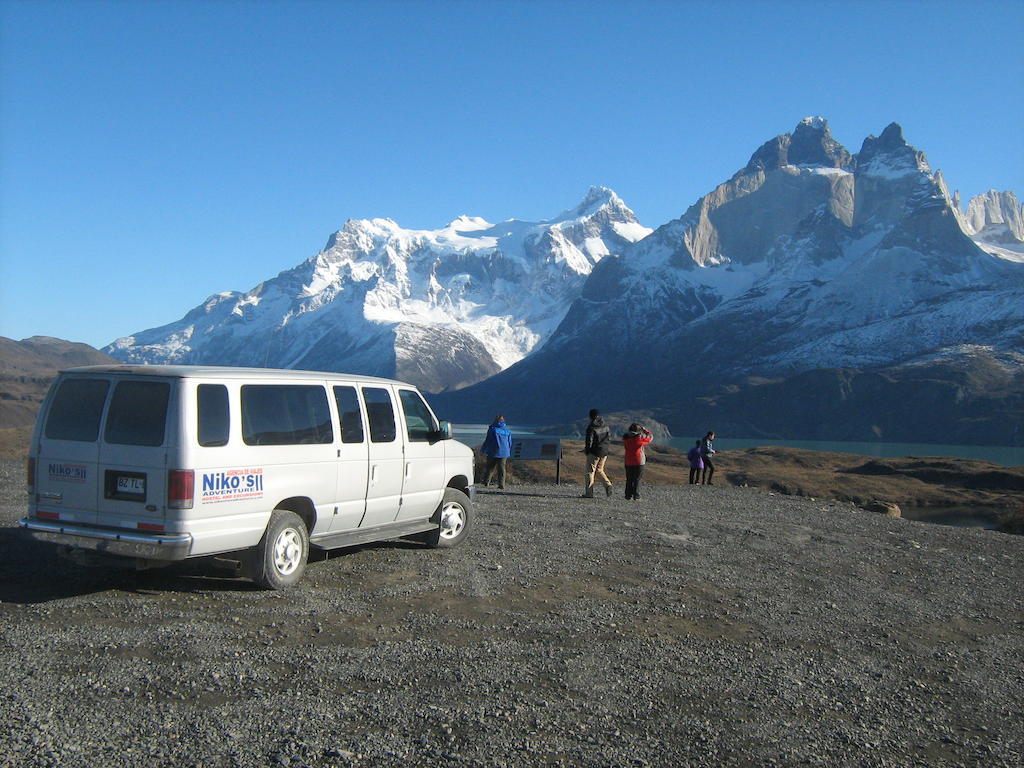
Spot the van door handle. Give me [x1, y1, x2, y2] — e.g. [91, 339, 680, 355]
[370, 465, 378, 486]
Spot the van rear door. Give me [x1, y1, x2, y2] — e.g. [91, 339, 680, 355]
[96, 377, 174, 529]
[34, 376, 110, 525]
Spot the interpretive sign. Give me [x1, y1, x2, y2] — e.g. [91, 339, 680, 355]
[510, 438, 563, 484]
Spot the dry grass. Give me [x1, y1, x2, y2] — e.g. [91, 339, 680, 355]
[480, 440, 1024, 515]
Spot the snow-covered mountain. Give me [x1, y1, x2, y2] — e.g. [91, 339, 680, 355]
[105, 187, 651, 391]
[436, 119, 1024, 444]
[105, 116, 1023, 442]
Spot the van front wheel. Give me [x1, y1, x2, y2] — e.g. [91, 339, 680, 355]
[250, 510, 309, 590]
[422, 488, 472, 548]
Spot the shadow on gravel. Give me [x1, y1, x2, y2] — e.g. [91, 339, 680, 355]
[0, 528, 432, 603]
[0, 526, 266, 603]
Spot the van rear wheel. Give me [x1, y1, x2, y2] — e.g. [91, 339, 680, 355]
[250, 510, 309, 589]
[421, 488, 472, 548]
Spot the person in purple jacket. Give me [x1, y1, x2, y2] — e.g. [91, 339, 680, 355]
[686, 440, 704, 484]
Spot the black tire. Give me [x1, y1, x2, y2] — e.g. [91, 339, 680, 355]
[249, 510, 309, 590]
[421, 488, 472, 548]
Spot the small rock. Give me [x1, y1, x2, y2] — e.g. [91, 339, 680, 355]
[861, 500, 902, 518]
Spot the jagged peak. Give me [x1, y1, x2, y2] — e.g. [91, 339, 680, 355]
[798, 116, 828, 131]
[554, 186, 634, 223]
[322, 218, 401, 250]
[964, 189, 1024, 239]
[861, 122, 908, 153]
[581, 185, 618, 205]
[742, 117, 851, 174]
[856, 122, 930, 177]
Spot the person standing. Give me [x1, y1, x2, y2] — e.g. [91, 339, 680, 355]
[581, 409, 613, 498]
[622, 423, 653, 500]
[686, 439, 704, 485]
[480, 415, 513, 489]
[700, 431, 717, 485]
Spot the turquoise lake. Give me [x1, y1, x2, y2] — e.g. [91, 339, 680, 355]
[454, 426, 1022, 467]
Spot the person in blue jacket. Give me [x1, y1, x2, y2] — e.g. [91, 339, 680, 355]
[700, 430, 717, 485]
[480, 414, 513, 489]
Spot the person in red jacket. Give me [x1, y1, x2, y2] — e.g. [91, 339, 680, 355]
[622, 423, 653, 501]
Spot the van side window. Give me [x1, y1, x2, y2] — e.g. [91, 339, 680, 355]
[333, 386, 365, 444]
[45, 378, 110, 442]
[399, 389, 436, 442]
[198, 384, 230, 447]
[361, 387, 396, 443]
[241, 385, 333, 446]
[105, 381, 171, 447]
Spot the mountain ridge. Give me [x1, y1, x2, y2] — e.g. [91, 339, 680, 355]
[100, 118, 1023, 443]
[105, 186, 651, 392]
[430, 119, 1024, 445]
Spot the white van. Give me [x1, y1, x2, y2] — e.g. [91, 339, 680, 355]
[19, 365, 475, 589]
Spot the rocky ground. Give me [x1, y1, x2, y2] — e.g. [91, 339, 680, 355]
[2, 458, 1023, 767]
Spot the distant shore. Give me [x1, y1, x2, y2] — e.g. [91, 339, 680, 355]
[479, 440, 1024, 535]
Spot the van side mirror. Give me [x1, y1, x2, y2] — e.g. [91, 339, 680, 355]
[429, 421, 453, 443]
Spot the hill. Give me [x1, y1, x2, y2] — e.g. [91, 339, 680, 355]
[0, 336, 118, 457]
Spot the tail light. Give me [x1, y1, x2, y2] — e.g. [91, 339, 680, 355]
[168, 469, 194, 510]
[27, 457, 36, 495]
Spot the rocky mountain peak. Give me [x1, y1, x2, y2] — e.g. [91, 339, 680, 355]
[560, 186, 634, 221]
[323, 218, 400, 251]
[743, 117, 852, 174]
[789, 116, 852, 168]
[964, 190, 1024, 244]
[855, 122, 930, 177]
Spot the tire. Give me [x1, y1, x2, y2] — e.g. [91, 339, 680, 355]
[249, 510, 309, 590]
[422, 488, 472, 548]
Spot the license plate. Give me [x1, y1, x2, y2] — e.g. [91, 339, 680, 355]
[117, 476, 146, 495]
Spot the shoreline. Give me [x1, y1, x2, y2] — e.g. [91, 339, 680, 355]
[478, 441, 1024, 534]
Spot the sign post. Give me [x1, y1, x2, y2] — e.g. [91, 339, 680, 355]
[509, 438, 563, 485]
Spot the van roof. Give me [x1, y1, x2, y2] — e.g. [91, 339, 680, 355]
[60, 364, 411, 387]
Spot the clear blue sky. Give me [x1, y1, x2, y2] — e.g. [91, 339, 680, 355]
[2, 0, 1022, 349]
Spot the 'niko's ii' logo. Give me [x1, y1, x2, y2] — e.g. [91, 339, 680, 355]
[200, 468, 264, 503]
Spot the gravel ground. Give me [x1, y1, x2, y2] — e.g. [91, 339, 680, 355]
[1, 458, 1022, 767]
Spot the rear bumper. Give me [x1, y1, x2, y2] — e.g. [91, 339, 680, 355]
[18, 517, 193, 561]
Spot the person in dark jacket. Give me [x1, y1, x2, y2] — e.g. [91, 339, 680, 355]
[686, 440, 704, 484]
[622, 423, 653, 500]
[581, 408, 613, 498]
[700, 431, 716, 485]
[480, 415, 513, 489]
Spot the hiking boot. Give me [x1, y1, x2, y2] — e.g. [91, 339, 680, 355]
[605, 485, 613, 497]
